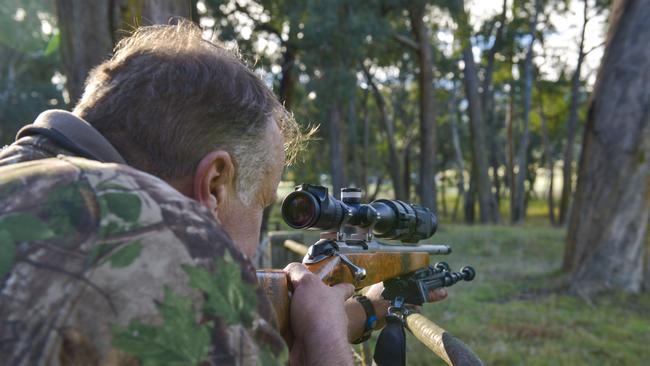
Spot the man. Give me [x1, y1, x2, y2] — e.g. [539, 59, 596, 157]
[0, 21, 445, 365]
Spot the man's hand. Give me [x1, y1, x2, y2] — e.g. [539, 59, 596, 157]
[284, 263, 355, 366]
[345, 283, 448, 342]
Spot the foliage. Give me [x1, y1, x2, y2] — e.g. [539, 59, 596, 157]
[112, 287, 213, 366]
[0, 0, 64, 145]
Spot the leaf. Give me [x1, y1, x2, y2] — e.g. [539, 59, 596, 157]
[44, 33, 59, 56]
[183, 254, 258, 326]
[0, 230, 15, 278]
[105, 240, 143, 268]
[0, 214, 55, 242]
[112, 288, 212, 366]
[101, 192, 142, 223]
[259, 344, 288, 366]
[86, 243, 113, 265]
[45, 184, 91, 240]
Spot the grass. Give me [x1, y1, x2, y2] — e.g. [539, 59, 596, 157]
[268, 195, 650, 365]
[399, 224, 650, 365]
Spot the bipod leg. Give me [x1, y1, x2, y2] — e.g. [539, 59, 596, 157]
[404, 312, 483, 366]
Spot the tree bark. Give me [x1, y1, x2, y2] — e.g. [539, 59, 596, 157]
[56, 0, 190, 104]
[364, 67, 407, 200]
[462, 46, 497, 223]
[482, 0, 507, 214]
[538, 94, 556, 225]
[506, 81, 517, 223]
[513, 0, 540, 224]
[455, 0, 498, 223]
[450, 84, 466, 222]
[563, 0, 650, 294]
[361, 89, 370, 197]
[559, 0, 589, 225]
[409, 3, 438, 212]
[347, 94, 361, 188]
[56, 1, 114, 105]
[328, 101, 346, 196]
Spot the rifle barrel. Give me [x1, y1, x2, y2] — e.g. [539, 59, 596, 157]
[341, 243, 452, 255]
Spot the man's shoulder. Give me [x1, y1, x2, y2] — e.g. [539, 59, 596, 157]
[0, 154, 232, 258]
[0, 156, 287, 365]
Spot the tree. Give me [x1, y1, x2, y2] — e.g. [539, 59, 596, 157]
[513, 0, 541, 223]
[452, 0, 499, 224]
[563, 0, 650, 294]
[56, 0, 192, 104]
[558, 0, 590, 224]
[0, 0, 63, 144]
[408, 1, 438, 212]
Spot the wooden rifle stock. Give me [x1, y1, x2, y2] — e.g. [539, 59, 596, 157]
[256, 250, 430, 341]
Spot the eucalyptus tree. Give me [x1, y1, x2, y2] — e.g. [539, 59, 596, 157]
[563, 0, 650, 294]
[450, 0, 500, 224]
[56, 0, 193, 104]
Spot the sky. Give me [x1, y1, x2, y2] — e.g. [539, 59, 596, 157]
[466, 0, 607, 87]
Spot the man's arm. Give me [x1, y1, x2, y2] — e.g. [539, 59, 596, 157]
[345, 283, 449, 342]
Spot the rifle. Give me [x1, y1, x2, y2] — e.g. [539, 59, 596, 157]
[257, 184, 482, 365]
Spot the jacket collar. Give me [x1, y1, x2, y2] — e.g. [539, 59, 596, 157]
[16, 109, 127, 165]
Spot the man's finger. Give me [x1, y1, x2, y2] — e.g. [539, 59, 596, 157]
[331, 283, 355, 300]
[283, 262, 318, 288]
[427, 288, 448, 302]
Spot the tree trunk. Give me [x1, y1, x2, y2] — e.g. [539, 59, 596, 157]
[328, 101, 346, 196]
[462, 46, 497, 223]
[464, 165, 477, 224]
[56, 0, 190, 104]
[538, 96, 556, 225]
[482, 0, 507, 215]
[364, 67, 406, 200]
[348, 94, 361, 188]
[456, 0, 498, 223]
[409, 3, 438, 212]
[559, 0, 589, 225]
[450, 84, 466, 222]
[56, 0, 114, 105]
[361, 89, 370, 197]
[278, 45, 297, 111]
[506, 81, 517, 223]
[563, 0, 650, 294]
[513, 0, 540, 224]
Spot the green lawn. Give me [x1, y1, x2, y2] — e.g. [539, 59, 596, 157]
[399, 224, 650, 365]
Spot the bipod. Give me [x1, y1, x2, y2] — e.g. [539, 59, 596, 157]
[373, 296, 484, 366]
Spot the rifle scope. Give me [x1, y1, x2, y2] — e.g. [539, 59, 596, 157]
[281, 184, 437, 243]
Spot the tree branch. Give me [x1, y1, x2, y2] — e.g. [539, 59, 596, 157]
[393, 33, 420, 51]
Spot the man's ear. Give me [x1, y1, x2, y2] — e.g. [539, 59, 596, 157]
[193, 150, 235, 213]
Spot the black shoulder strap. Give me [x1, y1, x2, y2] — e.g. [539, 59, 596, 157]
[17, 126, 101, 162]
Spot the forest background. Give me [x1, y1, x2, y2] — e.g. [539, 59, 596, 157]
[0, 0, 648, 364]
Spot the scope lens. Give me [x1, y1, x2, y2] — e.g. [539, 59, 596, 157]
[282, 192, 318, 228]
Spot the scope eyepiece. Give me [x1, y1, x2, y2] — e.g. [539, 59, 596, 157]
[281, 184, 437, 243]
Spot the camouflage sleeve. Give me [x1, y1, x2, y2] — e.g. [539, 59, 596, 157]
[0, 156, 287, 366]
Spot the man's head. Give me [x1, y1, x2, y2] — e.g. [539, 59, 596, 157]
[73, 21, 305, 256]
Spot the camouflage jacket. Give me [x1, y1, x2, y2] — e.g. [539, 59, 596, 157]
[0, 110, 287, 366]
